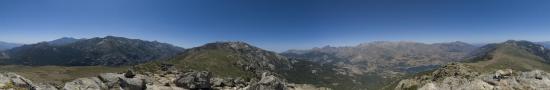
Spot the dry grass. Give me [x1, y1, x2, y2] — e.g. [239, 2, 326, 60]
[466, 45, 550, 73]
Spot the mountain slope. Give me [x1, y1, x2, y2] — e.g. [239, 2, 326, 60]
[395, 40, 550, 90]
[0, 41, 327, 90]
[47, 37, 82, 46]
[2, 36, 184, 66]
[137, 41, 291, 78]
[134, 41, 354, 89]
[395, 63, 550, 90]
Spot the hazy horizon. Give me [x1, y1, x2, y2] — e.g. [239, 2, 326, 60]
[2, 0, 550, 52]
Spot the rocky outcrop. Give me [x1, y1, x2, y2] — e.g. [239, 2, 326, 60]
[174, 71, 212, 89]
[0, 72, 57, 90]
[395, 63, 550, 90]
[247, 72, 289, 90]
[98, 73, 123, 89]
[0, 69, 329, 90]
[63, 77, 107, 90]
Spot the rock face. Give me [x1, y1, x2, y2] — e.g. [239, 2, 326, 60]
[98, 73, 124, 89]
[395, 63, 550, 90]
[63, 77, 107, 90]
[175, 71, 212, 89]
[0, 72, 56, 90]
[282, 41, 477, 77]
[247, 72, 289, 90]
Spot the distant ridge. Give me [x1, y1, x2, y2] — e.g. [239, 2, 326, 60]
[0, 41, 21, 51]
[47, 37, 82, 46]
[465, 40, 550, 72]
[2, 36, 184, 66]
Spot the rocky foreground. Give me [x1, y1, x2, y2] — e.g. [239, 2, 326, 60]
[395, 63, 550, 90]
[0, 69, 330, 90]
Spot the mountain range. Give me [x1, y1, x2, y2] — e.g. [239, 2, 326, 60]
[1, 36, 550, 90]
[0, 36, 184, 66]
[282, 41, 477, 76]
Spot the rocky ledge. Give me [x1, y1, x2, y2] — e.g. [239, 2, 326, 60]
[395, 63, 550, 90]
[0, 70, 330, 90]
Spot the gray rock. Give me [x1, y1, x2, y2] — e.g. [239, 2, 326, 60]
[145, 84, 184, 90]
[119, 77, 146, 90]
[125, 70, 136, 78]
[63, 77, 107, 90]
[0, 72, 38, 89]
[396, 68, 550, 90]
[98, 73, 124, 88]
[247, 72, 288, 90]
[34, 83, 59, 90]
[211, 78, 224, 87]
[175, 71, 212, 89]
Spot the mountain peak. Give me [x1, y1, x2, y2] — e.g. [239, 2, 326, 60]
[503, 40, 533, 45]
[464, 40, 550, 72]
[5, 36, 184, 66]
[48, 37, 81, 46]
[500, 40, 546, 52]
[164, 41, 291, 78]
[444, 41, 470, 45]
[200, 41, 258, 50]
[103, 36, 125, 39]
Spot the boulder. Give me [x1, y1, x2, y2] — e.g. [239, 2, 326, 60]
[63, 77, 107, 90]
[247, 72, 288, 90]
[34, 83, 59, 90]
[0, 73, 38, 89]
[119, 77, 146, 90]
[175, 71, 212, 89]
[494, 69, 513, 80]
[98, 73, 124, 88]
[396, 69, 550, 90]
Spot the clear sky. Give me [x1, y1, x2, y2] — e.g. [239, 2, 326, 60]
[1, 0, 550, 52]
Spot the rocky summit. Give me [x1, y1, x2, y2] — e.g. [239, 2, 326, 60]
[158, 41, 292, 78]
[395, 40, 550, 90]
[395, 63, 550, 90]
[0, 64, 329, 90]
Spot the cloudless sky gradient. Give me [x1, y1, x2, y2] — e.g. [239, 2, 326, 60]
[1, 0, 550, 52]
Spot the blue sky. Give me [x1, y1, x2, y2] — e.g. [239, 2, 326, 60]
[1, 0, 550, 52]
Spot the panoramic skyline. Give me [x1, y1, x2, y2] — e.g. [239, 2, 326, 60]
[1, 0, 550, 51]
